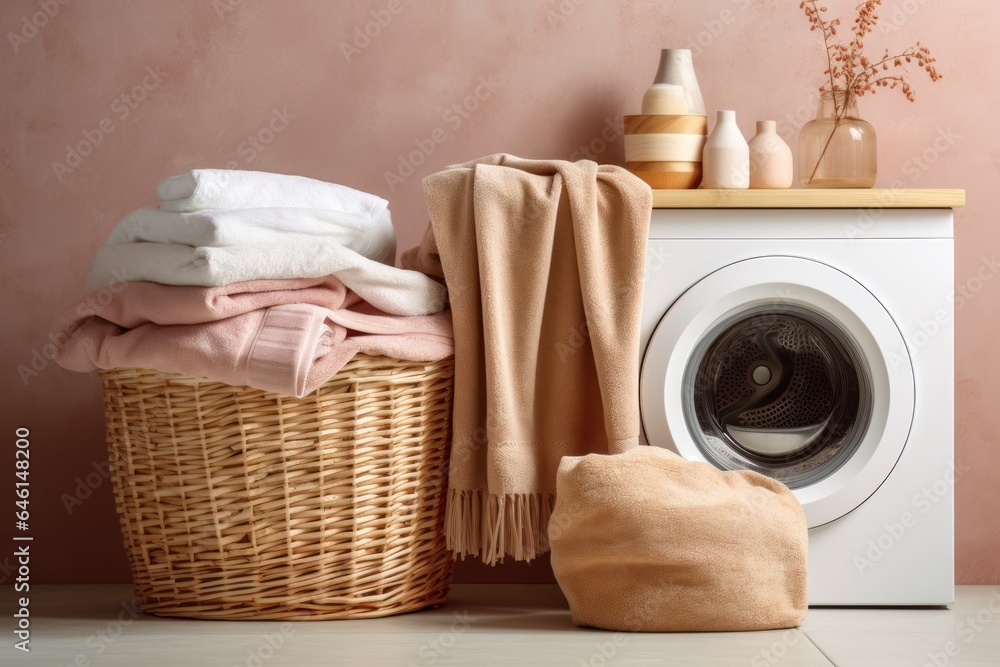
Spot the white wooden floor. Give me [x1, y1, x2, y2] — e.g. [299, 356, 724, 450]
[7, 584, 1000, 666]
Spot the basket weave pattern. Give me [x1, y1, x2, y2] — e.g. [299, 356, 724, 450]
[100, 355, 455, 620]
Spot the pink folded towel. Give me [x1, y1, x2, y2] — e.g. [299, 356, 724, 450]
[51, 276, 453, 397]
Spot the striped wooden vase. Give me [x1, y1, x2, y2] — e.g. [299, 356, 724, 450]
[624, 114, 708, 189]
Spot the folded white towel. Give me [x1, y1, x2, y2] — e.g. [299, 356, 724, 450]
[157, 169, 388, 219]
[105, 207, 397, 266]
[86, 241, 446, 317]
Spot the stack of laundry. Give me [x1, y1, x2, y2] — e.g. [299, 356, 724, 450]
[53, 169, 452, 397]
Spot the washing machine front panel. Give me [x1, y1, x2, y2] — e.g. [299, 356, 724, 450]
[640, 256, 915, 528]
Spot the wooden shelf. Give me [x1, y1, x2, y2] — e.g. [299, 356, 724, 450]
[651, 189, 965, 209]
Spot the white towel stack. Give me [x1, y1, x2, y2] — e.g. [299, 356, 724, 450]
[88, 169, 447, 317]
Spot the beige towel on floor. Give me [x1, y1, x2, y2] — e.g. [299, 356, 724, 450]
[404, 154, 652, 564]
[549, 447, 809, 632]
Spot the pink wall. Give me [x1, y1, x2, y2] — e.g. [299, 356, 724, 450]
[1, 0, 996, 585]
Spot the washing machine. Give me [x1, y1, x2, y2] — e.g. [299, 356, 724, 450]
[639, 207, 955, 606]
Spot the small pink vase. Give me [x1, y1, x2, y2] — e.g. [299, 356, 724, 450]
[749, 121, 793, 189]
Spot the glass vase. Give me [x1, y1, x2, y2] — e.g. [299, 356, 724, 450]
[799, 91, 876, 188]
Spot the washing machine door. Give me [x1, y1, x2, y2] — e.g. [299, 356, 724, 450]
[641, 256, 914, 528]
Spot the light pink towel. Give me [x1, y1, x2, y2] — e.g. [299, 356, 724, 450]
[51, 276, 453, 397]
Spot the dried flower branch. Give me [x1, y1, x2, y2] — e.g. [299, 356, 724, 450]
[799, 0, 942, 184]
[800, 0, 941, 100]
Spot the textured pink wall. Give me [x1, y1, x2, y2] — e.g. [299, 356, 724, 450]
[1, 0, 996, 585]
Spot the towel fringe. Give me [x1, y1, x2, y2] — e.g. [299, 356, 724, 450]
[444, 489, 556, 565]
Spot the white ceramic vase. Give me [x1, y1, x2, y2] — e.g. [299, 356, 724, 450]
[749, 120, 793, 189]
[702, 110, 749, 189]
[651, 49, 705, 116]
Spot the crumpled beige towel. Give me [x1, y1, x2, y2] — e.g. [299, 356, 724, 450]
[549, 446, 809, 632]
[403, 154, 651, 564]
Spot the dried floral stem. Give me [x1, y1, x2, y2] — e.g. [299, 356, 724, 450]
[849, 48, 922, 90]
[807, 97, 847, 186]
[864, 75, 906, 89]
[799, 0, 941, 185]
[804, 0, 842, 118]
[802, 0, 848, 183]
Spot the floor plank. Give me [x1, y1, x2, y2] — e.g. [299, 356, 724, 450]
[806, 630, 1000, 667]
[12, 584, 998, 666]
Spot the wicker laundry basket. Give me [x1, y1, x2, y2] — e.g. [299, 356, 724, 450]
[99, 355, 455, 620]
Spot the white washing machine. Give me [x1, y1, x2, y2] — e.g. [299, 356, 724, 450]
[639, 207, 955, 606]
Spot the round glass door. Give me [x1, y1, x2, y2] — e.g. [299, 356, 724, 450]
[687, 305, 872, 489]
[640, 257, 914, 527]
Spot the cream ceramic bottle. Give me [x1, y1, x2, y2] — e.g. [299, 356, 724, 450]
[702, 110, 749, 189]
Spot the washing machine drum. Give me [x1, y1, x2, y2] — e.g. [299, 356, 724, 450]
[690, 311, 866, 488]
[639, 256, 916, 527]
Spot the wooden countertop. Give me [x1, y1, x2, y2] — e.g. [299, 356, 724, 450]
[652, 189, 965, 208]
